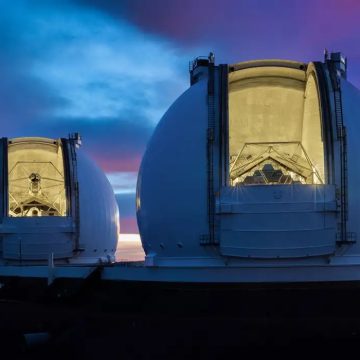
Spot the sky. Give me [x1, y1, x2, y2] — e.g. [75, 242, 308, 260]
[1, 0, 360, 233]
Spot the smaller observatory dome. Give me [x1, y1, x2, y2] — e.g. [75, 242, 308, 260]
[0, 135, 119, 264]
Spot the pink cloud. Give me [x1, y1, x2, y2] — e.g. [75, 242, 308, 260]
[92, 153, 142, 173]
[120, 215, 139, 234]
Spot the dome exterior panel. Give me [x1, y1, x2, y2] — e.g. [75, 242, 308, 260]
[340, 79, 360, 249]
[76, 150, 119, 262]
[137, 79, 213, 260]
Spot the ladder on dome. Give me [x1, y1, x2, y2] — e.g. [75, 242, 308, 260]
[200, 53, 218, 246]
[330, 65, 354, 244]
[206, 54, 217, 245]
[68, 133, 81, 251]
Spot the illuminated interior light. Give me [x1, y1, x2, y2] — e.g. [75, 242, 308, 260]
[229, 67, 324, 185]
[8, 138, 67, 217]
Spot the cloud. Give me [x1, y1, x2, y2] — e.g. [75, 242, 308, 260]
[4, 0, 360, 237]
[115, 193, 138, 233]
[33, 116, 153, 172]
[77, 0, 360, 86]
[75, 0, 306, 57]
[0, 0, 192, 137]
[16, 1, 189, 125]
[0, 0, 199, 172]
[0, 0, 203, 234]
[106, 172, 138, 194]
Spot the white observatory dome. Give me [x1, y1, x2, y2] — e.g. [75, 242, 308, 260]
[137, 52, 360, 267]
[0, 135, 119, 264]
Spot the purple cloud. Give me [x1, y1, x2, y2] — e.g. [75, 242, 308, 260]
[2, 0, 360, 235]
[78, 0, 360, 85]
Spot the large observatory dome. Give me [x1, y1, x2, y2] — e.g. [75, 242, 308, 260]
[0, 135, 119, 264]
[137, 52, 360, 266]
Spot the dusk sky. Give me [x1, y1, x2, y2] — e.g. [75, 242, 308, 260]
[2, 0, 360, 233]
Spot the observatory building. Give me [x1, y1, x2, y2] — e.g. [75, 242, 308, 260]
[0, 135, 119, 265]
[136, 51, 360, 277]
[3, 51, 360, 286]
[3, 53, 360, 347]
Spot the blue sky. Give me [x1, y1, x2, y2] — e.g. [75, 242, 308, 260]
[0, 0, 199, 231]
[1, 0, 360, 232]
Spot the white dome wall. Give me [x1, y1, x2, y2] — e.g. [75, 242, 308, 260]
[75, 150, 119, 263]
[340, 79, 360, 253]
[137, 79, 216, 263]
